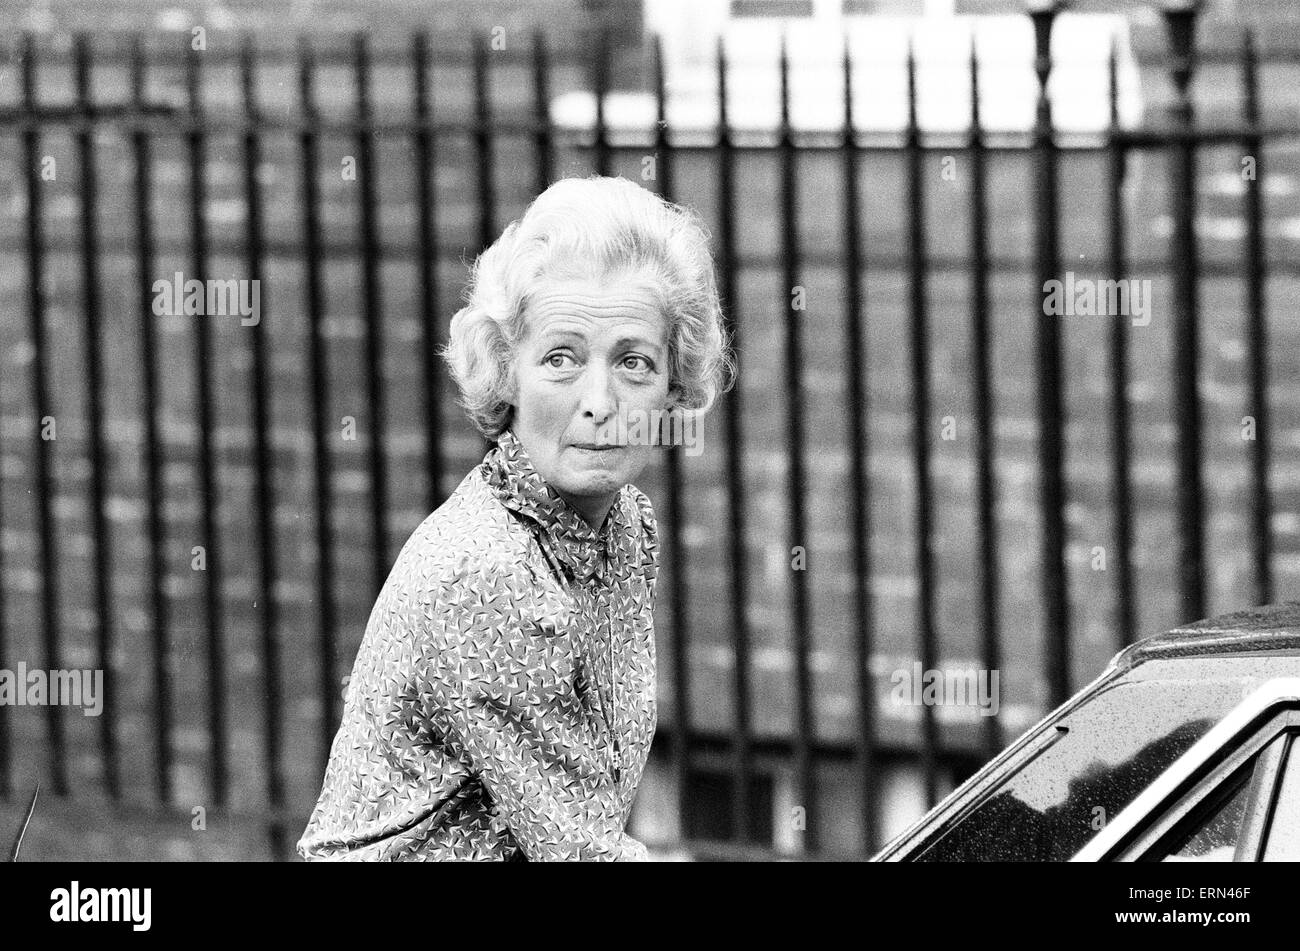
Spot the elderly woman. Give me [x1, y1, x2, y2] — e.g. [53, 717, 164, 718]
[297, 175, 731, 861]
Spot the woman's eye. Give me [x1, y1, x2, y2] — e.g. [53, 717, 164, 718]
[621, 355, 653, 373]
[545, 352, 573, 369]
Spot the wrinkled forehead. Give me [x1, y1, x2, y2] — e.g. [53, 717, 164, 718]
[519, 265, 671, 342]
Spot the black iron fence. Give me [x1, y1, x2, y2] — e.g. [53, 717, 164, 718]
[0, 2, 1298, 859]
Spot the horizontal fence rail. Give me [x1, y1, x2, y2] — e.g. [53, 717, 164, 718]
[0, 3, 1297, 859]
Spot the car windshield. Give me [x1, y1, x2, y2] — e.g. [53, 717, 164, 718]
[915, 675, 1250, 861]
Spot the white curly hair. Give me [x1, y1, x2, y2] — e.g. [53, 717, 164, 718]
[442, 175, 735, 438]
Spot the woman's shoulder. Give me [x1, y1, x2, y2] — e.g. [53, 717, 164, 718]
[395, 466, 532, 587]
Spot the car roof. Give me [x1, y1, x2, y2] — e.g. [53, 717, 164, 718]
[1112, 601, 1300, 673]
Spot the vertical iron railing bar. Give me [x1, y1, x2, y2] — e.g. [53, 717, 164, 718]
[73, 33, 120, 801]
[840, 31, 879, 852]
[185, 40, 224, 809]
[240, 37, 285, 858]
[1106, 34, 1138, 649]
[1030, 3, 1071, 708]
[299, 37, 340, 775]
[130, 35, 170, 805]
[905, 36, 940, 808]
[715, 35, 754, 846]
[967, 35, 1002, 761]
[778, 31, 817, 853]
[1163, 3, 1207, 624]
[21, 32, 68, 797]
[1241, 28, 1272, 607]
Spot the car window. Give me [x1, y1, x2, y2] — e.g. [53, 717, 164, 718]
[1152, 764, 1253, 862]
[915, 678, 1248, 861]
[1263, 735, 1300, 861]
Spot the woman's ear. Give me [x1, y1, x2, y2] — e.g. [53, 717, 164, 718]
[503, 358, 519, 407]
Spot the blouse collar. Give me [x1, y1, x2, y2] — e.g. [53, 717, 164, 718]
[483, 428, 630, 585]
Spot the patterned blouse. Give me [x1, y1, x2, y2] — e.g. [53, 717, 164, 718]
[297, 428, 659, 861]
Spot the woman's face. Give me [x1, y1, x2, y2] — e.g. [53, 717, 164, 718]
[509, 268, 671, 528]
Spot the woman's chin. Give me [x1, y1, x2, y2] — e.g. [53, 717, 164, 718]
[558, 447, 643, 486]
[556, 470, 625, 499]
[551, 455, 643, 503]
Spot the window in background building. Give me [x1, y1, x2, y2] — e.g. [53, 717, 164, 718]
[730, 0, 815, 17]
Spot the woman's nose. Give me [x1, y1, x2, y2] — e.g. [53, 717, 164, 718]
[579, 365, 617, 425]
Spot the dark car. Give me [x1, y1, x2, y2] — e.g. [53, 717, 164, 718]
[874, 603, 1300, 862]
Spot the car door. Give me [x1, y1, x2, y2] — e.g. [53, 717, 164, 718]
[1075, 681, 1300, 861]
[1126, 728, 1299, 861]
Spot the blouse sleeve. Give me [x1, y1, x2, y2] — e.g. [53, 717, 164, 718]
[413, 560, 649, 862]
